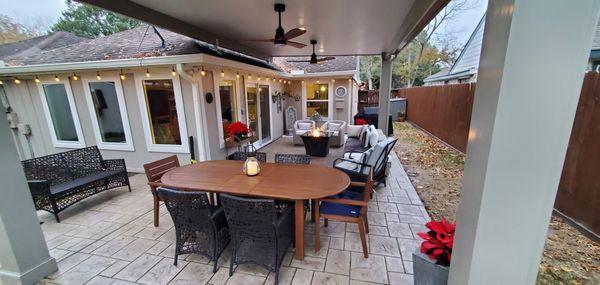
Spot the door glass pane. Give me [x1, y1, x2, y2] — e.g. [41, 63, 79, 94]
[246, 85, 258, 142]
[42, 83, 79, 141]
[88, 81, 126, 143]
[142, 79, 181, 145]
[219, 80, 238, 140]
[259, 85, 271, 141]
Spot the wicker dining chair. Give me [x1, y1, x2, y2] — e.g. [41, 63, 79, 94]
[313, 165, 374, 258]
[274, 153, 311, 164]
[228, 151, 267, 162]
[143, 155, 180, 227]
[157, 187, 230, 272]
[220, 194, 293, 285]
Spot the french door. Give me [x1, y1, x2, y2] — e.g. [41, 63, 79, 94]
[246, 84, 271, 146]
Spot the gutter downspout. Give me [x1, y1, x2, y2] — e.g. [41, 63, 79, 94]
[176, 63, 210, 161]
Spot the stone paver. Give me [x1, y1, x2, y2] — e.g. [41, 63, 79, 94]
[37, 150, 428, 285]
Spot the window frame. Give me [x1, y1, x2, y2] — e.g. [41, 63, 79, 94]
[134, 70, 189, 153]
[37, 78, 86, 149]
[302, 81, 333, 120]
[214, 74, 242, 148]
[82, 75, 134, 151]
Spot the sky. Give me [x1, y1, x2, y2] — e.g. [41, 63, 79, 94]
[1, 0, 488, 48]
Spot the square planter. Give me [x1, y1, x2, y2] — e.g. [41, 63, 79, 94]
[413, 252, 449, 285]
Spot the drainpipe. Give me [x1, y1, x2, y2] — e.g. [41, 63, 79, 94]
[176, 63, 210, 161]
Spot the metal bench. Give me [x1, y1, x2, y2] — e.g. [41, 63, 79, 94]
[22, 146, 130, 222]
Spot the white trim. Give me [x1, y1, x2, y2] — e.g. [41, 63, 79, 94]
[289, 70, 356, 78]
[82, 74, 135, 151]
[134, 70, 189, 153]
[37, 78, 86, 148]
[176, 64, 208, 161]
[213, 72, 241, 149]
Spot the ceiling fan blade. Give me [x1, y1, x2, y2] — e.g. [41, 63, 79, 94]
[317, 57, 336, 62]
[241, 39, 275, 42]
[284, 28, 306, 40]
[286, 41, 307, 49]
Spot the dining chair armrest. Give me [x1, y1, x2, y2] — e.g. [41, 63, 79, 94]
[350, 181, 367, 187]
[320, 198, 368, 207]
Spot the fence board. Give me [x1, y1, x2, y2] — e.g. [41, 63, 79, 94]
[386, 76, 599, 235]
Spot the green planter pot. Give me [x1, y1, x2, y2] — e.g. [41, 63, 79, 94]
[413, 252, 449, 285]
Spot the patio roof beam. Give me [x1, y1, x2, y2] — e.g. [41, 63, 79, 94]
[449, 0, 600, 283]
[76, 0, 271, 61]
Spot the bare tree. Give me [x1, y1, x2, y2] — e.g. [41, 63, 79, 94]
[0, 15, 34, 44]
[405, 0, 475, 87]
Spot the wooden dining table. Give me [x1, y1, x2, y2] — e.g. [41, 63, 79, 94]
[160, 159, 350, 260]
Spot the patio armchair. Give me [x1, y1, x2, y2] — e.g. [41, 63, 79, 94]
[143, 155, 180, 227]
[322, 120, 347, 147]
[157, 187, 230, 273]
[313, 165, 374, 258]
[335, 137, 398, 186]
[293, 120, 315, 145]
[220, 194, 293, 285]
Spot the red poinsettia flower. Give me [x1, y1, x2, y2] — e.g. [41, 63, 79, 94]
[226, 121, 249, 141]
[417, 218, 456, 266]
[355, 118, 368, 125]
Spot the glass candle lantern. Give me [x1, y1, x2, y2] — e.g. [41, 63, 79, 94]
[243, 155, 260, 176]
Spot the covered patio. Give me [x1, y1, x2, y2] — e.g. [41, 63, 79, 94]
[1, 1, 599, 285]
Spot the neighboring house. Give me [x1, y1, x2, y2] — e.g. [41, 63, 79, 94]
[0, 26, 359, 171]
[0, 32, 87, 62]
[424, 15, 485, 86]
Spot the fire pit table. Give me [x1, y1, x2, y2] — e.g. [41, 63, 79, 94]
[301, 131, 332, 157]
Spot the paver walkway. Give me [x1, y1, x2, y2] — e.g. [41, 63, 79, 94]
[37, 139, 429, 285]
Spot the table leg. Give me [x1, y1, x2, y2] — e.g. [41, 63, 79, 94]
[294, 200, 304, 260]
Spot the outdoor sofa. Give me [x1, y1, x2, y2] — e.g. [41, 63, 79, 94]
[22, 146, 130, 222]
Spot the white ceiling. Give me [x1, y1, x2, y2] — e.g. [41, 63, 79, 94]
[80, 0, 448, 59]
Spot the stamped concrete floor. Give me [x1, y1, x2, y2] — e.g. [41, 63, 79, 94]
[38, 139, 429, 285]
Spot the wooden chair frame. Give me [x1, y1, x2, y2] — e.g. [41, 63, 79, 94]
[143, 155, 180, 227]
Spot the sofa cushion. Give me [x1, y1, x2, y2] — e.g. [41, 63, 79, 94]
[320, 201, 360, 217]
[298, 122, 312, 130]
[50, 170, 122, 194]
[344, 138, 370, 153]
[347, 125, 364, 138]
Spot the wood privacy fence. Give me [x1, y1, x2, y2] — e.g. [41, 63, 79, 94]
[391, 74, 599, 235]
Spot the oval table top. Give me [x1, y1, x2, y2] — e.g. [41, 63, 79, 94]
[161, 160, 351, 200]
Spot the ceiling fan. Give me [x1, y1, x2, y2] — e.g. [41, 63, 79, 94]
[244, 3, 306, 48]
[287, 40, 336, 64]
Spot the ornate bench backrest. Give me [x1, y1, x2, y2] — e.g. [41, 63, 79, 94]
[22, 146, 105, 184]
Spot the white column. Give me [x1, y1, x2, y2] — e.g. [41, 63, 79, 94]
[378, 53, 392, 134]
[449, 1, 600, 284]
[0, 112, 57, 284]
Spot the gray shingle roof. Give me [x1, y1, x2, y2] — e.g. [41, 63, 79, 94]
[0, 32, 87, 61]
[2, 26, 279, 70]
[272, 56, 358, 73]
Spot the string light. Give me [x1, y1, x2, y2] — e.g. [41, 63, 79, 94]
[35, 76, 40, 83]
[349, 78, 352, 82]
[146, 69, 151, 77]
[258, 76, 261, 81]
[14, 78, 21, 84]
[171, 67, 177, 77]
[287, 81, 291, 84]
[301, 80, 304, 84]
[72, 73, 78, 80]
[220, 70, 225, 77]
[120, 70, 126, 80]
[332, 79, 335, 83]
[0, 80, 3, 85]
[236, 72, 240, 78]
[201, 66, 206, 76]
[279, 79, 282, 83]
[96, 71, 102, 80]
[54, 75, 60, 82]
[266, 77, 270, 81]
[316, 80, 320, 84]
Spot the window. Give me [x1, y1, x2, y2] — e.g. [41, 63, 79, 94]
[306, 83, 330, 118]
[218, 80, 238, 141]
[38, 80, 85, 148]
[83, 77, 134, 151]
[135, 72, 188, 153]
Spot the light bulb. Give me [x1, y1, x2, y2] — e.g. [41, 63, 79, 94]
[332, 79, 335, 83]
[220, 70, 224, 77]
[258, 76, 261, 81]
[146, 69, 151, 77]
[72, 73, 78, 80]
[14, 78, 21, 84]
[54, 75, 60, 82]
[96, 71, 101, 80]
[0, 80, 3, 85]
[171, 67, 177, 77]
[248, 74, 252, 79]
[201, 66, 206, 76]
[236, 72, 240, 78]
[35, 76, 40, 83]
[120, 72, 126, 80]
[301, 80, 304, 84]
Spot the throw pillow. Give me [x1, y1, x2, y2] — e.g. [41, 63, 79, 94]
[298, 122, 311, 130]
[369, 129, 379, 147]
[377, 129, 386, 142]
[347, 125, 364, 138]
[363, 127, 372, 147]
[359, 125, 369, 144]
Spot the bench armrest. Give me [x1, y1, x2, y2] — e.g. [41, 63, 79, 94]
[103, 159, 127, 172]
[27, 180, 51, 196]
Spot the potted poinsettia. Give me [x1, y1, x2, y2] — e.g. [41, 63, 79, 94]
[413, 219, 456, 285]
[227, 121, 250, 142]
